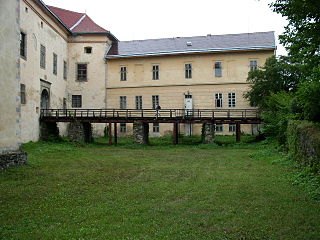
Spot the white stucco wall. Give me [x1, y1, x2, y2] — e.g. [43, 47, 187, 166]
[0, 0, 21, 153]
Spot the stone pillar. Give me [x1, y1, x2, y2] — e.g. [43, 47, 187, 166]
[68, 122, 93, 143]
[40, 122, 59, 141]
[133, 122, 149, 144]
[202, 123, 215, 144]
[0, 150, 28, 171]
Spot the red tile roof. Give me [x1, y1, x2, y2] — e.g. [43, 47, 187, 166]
[47, 5, 108, 33]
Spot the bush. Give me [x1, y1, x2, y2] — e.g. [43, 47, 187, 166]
[287, 120, 320, 173]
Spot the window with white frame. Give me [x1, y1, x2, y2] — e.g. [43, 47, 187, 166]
[77, 63, 87, 81]
[215, 93, 223, 108]
[120, 96, 127, 109]
[229, 124, 236, 132]
[152, 65, 159, 80]
[120, 123, 126, 133]
[215, 61, 222, 77]
[228, 93, 236, 107]
[215, 124, 223, 132]
[152, 95, 159, 109]
[72, 95, 82, 108]
[53, 53, 57, 75]
[250, 60, 258, 71]
[40, 44, 46, 69]
[153, 123, 159, 132]
[135, 96, 142, 109]
[185, 63, 192, 79]
[120, 66, 127, 81]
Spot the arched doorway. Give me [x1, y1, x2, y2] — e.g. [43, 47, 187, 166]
[40, 89, 49, 110]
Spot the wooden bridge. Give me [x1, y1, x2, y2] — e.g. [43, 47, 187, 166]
[40, 108, 261, 144]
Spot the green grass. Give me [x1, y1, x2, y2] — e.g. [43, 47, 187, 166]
[0, 137, 319, 240]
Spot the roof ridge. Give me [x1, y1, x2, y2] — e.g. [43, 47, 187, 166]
[70, 14, 86, 31]
[46, 5, 84, 15]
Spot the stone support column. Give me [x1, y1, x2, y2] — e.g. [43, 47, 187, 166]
[202, 123, 215, 144]
[133, 122, 149, 144]
[68, 122, 93, 143]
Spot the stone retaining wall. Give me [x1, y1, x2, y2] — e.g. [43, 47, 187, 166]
[0, 151, 28, 170]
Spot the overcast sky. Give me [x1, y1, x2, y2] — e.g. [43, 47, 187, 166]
[43, 0, 288, 55]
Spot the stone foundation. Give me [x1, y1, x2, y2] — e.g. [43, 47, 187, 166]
[202, 123, 215, 143]
[0, 150, 28, 170]
[40, 122, 59, 140]
[68, 122, 93, 143]
[133, 122, 149, 144]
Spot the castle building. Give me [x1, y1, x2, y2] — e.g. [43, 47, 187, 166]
[0, 0, 276, 168]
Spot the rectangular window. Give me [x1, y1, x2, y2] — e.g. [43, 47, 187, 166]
[153, 123, 160, 133]
[77, 63, 87, 81]
[20, 84, 26, 104]
[229, 124, 236, 132]
[228, 93, 236, 107]
[185, 63, 192, 79]
[120, 96, 127, 109]
[120, 123, 126, 133]
[250, 60, 258, 71]
[20, 32, 26, 58]
[40, 44, 46, 69]
[84, 47, 92, 54]
[120, 66, 127, 81]
[215, 61, 222, 77]
[53, 53, 57, 75]
[152, 65, 159, 80]
[135, 96, 142, 109]
[215, 93, 223, 108]
[63, 61, 67, 80]
[152, 95, 159, 109]
[215, 124, 223, 132]
[72, 95, 82, 108]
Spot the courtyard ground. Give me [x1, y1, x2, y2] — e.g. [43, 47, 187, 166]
[0, 136, 319, 240]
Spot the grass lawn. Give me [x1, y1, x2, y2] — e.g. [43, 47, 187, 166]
[0, 136, 319, 240]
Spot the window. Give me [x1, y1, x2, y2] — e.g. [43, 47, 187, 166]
[215, 93, 223, 108]
[120, 96, 127, 109]
[84, 47, 92, 54]
[120, 123, 126, 133]
[185, 63, 192, 78]
[63, 61, 67, 80]
[40, 44, 46, 69]
[229, 124, 236, 132]
[228, 93, 236, 107]
[72, 95, 82, 108]
[77, 63, 87, 81]
[250, 60, 258, 71]
[40, 21, 43, 28]
[215, 61, 222, 77]
[152, 95, 159, 109]
[215, 124, 223, 132]
[53, 53, 57, 75]
[20, 84, 26, 104]
[135, 96, 142, 109]
[153, 123, 160, 133]
[20, 32, 26, 58]
[152, 65, 159, 80]
[120, 66, 127, 81]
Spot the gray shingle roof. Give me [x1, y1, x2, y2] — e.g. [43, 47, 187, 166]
[106, 31, 276, 59]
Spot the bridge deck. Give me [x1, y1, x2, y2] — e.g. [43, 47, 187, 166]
[41, 109, 261, 124]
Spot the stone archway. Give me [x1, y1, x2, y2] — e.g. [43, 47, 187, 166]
[40, 89, 50, 110]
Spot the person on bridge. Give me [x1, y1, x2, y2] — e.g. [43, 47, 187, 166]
[156, 105, 161, 118]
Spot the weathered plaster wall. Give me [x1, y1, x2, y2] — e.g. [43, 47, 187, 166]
[19, 0, 69, 142]
[0, 0, 21, 153]
[67, 35, 112, 136]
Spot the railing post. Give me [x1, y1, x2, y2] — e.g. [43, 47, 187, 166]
[170, 110, 172, 118]
[141, 109, 143, 118]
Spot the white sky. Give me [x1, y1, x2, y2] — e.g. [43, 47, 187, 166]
[43, 0, 288, 55]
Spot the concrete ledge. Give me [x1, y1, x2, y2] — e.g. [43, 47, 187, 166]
[0, 151, 28, 170]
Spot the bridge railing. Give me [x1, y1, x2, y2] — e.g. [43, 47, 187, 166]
[41, 108, 260, 119]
